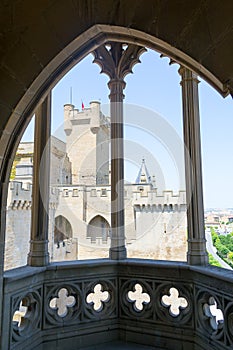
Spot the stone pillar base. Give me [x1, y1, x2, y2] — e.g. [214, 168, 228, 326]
[187, 239, 208, 265]
[27, 240, 50, 266]
[109, 246, 127, 260]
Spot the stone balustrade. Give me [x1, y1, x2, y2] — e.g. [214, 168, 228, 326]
[2, 259, 232, 350]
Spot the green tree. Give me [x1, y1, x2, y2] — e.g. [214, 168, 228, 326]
[208, 254, 222, 267]
[227, 252, 233, 261]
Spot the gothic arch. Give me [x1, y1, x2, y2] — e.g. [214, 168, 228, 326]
[0, 23, 206, 265]
[87, 215, 110, 244]
[0, 20, 227, 269]
[0, 24, 227, 187]
[54, 215, 73, 244]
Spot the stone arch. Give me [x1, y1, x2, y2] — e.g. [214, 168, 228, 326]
[87, 215, 110, 244]
[54, 215, 73, 245]
[0, 24, 226, 187]
[0, 22, 225, 267]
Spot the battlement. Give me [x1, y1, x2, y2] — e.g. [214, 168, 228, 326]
[7, 181, 186, 210]
[55, 184, 186, 206]
[130, 187, 186, 205]
[7, 181, 32, 210]
[134, 203, 187, 212]
[7, 181, 60, 209]
[11, 199, 32, 210]
[64, 101, 110, 136]
[9, 181, 32, 196]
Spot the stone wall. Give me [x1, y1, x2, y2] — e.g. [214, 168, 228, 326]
[50, 136, 72, 185]
[52, 184, 187, 261]
[4, 184, 187, 267]
[4, 183, 59, 270]
[4, 182, 32, 270]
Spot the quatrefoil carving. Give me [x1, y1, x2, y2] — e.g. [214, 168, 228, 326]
[49, 288, 76, 317]
[203, 297, 224, 330]
[128, 283, 150, 312]
[13, 300, 28, 327]
[86, 284, 110, 312]
[162, 287, 188, 317]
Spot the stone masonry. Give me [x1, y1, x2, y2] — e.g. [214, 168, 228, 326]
[4, 102, 187, 269]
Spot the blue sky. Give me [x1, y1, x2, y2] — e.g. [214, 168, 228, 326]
[23, 49, 232, 209]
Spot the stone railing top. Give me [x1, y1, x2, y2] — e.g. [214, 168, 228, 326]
[4, 258, 233, 286]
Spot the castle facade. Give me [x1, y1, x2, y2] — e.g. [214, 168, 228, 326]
[4, 102, 187, 269]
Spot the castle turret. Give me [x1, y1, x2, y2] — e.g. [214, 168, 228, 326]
[64, 104, 74, 136]
[90, 101, 100, 134]
[64, 101, 110, 185]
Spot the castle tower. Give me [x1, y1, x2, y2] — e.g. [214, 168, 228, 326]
[64, 101, 110, 185]
[15, 157, 33, 186]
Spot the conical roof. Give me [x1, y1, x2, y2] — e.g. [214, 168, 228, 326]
[135, 158, 151, 184]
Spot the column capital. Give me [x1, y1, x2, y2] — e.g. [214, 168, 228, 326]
[93, 42, 146, 83]
[178, 66, 200, 84]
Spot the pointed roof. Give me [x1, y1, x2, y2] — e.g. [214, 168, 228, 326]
[135, 158, 152, 184]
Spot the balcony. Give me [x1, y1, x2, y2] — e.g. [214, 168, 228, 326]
[3, 259, 232, 350]
[1, 4, 233, 350]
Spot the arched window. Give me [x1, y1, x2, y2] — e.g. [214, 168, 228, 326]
[54, 215, 73, 245]
[87, 216, 110, 244]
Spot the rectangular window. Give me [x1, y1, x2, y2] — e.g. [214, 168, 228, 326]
[63, 189, 69, 197]
[91, 189, 97, 197]
[101, 188, 107, 196]
[72, 189, 78, 197]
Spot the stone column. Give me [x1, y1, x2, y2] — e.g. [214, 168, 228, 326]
[28, 93, 51, 266]
[93, 43, 146, 259]
[108, 78, 126, 259]
[0, 181, 8, 336]
[179, 67, 208, 265]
